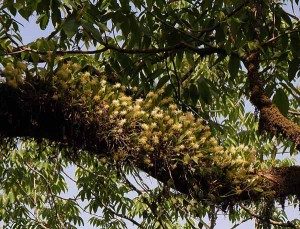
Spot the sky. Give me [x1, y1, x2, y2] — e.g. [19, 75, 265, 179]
[8, 1, 300, 229]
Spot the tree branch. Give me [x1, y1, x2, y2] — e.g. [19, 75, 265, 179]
[0, 79, 299, 205]
[240, 204, 297, 228]
[3, 42, 225, 58]
[197, 0, 250, 37]
[243, 51, 300, 150]
[243, 2, 300, 150]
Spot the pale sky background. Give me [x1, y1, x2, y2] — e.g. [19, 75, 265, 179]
[7, 1, 300, 228]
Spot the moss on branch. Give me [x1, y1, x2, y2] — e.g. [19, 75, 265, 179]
[0, 61, 299, 205]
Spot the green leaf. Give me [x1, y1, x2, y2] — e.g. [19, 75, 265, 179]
[18, 8, 32, 20]
[198, 79, 212, 104]
[162, 84, 174, 97]
[8, 191, 15, 203]
[120, 0, 131, 11]
[37, 13, 49, 30]
[272, 88, 289, 116]
[7, 1, 17, 16]
[132, 0, 142, 9]
[280, 33, 289, 51]
[36, 38, 47, 51]
[62, 18, 78, 38]
[215, 26, 225, 44]
[146, 0, 153, 9]
[189, 83, 199, 105]
[176, 52, 183, 68]
[81, 20, 103, 42]
[290, 32, 300, 57]
[279, 8, 292, 27]
[30, 52, 40, 63]
[128, 15, 141, 46]
[156, 75, 170, 89]
[185, 52, 194, 66]
[288, 58, 300, 81]
[51, 0, 62, 26]
[228, 54, 240, 79]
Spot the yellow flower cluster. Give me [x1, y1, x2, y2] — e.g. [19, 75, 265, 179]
[49, 61, 255, 174]
[3, 62, 26, 88]
[0, 59, 262, 197]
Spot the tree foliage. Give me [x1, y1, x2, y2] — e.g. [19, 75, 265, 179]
[0, 0, 300, 228]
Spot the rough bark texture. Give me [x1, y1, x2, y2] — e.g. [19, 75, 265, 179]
[0, 82, 299, 204]
[243, 2, 300, 150]
[244, 52, 300, 151]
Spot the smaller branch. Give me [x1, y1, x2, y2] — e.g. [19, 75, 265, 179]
[15, 179, 51, 228]
[243, 50, 300, 150]
[101, 41, 225, 57]
[72, 160, 108, 180]
[105, 206, 144, 229]
[141, 2, 199, 40]
[284, 11, 300, 21]
[181, 56, 201, 83]
[131, 167, 152, 192]
[120, 171, 143, 195]
[262, 29, 300, 47]
[120, 168, 169, 229]
[25, 163, 66, 228]
[3, 42, 225, 59]
[283, 81, 300, 97]
[4, 46, 109, 56]
[3, 34, 20, 47]
[165, 59, 180, 100]
[185, 218, 201, 229]
[197, 0, 250, 37]
[240, 204, 297, 228]
[62, 169, 77, 183]
[208, 205, 217, 229]
[230, 218, 251, 229]
[47, 27, 62, 41]
[171, 58, 181, 100]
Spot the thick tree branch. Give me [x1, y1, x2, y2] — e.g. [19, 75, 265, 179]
[243, 51, 300, 150]
[243, 2, 300, 150]
[0, 80, 299, 205]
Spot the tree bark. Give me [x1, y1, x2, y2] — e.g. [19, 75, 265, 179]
[244, 51, 300, 151]
[0, 81, 299, 205]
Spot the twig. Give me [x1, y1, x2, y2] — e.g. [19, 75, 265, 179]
[25, 163, 66, 228]
[106, 205, 144, 229]
[3, 41, 225, 58]
[197, 0, 250, 38]
[262, 29, 300, 47]
[230, 217, 251, 229]
[240, 204, 297, 228]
